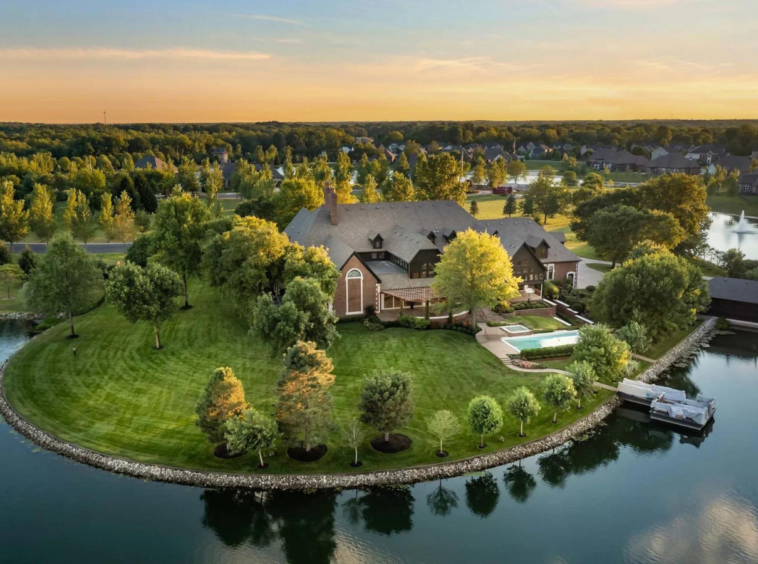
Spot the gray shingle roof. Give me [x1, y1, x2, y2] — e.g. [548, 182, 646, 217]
[134, 155, 177, 173]
[709, 277, 758, 305]
[650, 152, 700, 170]
[284, 200, 580, 269]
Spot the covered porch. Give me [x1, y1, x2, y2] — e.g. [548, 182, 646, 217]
[511, 283, 543, 304]
[377, 286, 469, 322]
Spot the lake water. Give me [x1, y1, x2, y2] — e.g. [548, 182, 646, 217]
[2, 321, 758, 564]
[707, 212, 758, 260]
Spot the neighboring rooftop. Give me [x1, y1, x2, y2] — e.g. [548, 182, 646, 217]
[709, 277, 758, 305]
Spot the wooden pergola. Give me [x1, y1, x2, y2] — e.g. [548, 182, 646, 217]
[382, 287, 441, 319]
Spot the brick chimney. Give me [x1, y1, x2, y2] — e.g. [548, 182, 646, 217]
[329, 190, 338, 225]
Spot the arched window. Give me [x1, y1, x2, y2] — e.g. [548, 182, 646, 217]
[345, 269, 364, 315]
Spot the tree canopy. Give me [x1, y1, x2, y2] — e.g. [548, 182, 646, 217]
[359, 369, 415, 442]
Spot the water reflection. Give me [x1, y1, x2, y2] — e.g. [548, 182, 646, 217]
[426, 480, 459, 516]
[502, 462, 537, 504]
[356, 487, 415, 536]
[465, 473, 500, 517]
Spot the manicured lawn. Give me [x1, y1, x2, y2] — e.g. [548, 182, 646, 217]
[4, 281, 611, 474]
[566, 241, 603, 260]
[466, 194, 573, 230]
[707, 194, 758, 217]
[603, 171, 649, 184]
[587, 263, 613, 274]
[513, 315, 567, 331]
[524, 159, 558, 171]
[645, 320, 703, 360]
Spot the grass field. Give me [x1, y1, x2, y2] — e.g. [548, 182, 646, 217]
[707, 194, 758, 217]
[513, 315, 567, 331]
[646, 320, 703, 360]
[3, 281, 612, 474]
[466, 194, 573, 230]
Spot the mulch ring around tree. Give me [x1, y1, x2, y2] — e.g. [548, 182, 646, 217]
[435, 450, 449, 458]
[287, 444, 328, 462]
[213, 443, 246, 460]
[370, 434, 412, 454]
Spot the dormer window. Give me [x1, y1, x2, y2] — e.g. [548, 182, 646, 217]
[369, 233, 383, 250]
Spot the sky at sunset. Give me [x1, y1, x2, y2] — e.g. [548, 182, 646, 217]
[1, 0, 757, 123]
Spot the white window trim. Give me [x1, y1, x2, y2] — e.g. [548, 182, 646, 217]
[547, 263, 555, 281]
[382, 293, 400, 310]
[566, 271, 576, 287]
[345, 268, 364, 315]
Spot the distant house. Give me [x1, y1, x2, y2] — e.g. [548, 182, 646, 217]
[134, 155, 178, 173]
[253, 164, 285, 187]
[211, 148, 229, 164]
[650, 146, 669, 160]
[284, 194, 579, 318]
[483, 147, 512, 162]
[587, 148, 650, 172]
[686, 144, 727, 165]
[377, 145, 397, 162]
[220, 162, 238, 188]
[738, 173, 758, 194]
[708, 155, 753, 175]
[354, 136, 374, 145]
[708, 277, 758, 322]
[387, 142, 406, 153]
[649, 153, 701, 175]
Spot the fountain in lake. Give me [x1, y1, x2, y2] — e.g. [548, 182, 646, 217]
[734, 211, 753, 233]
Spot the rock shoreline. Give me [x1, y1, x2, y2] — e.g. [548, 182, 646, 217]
[0, 317, 717, 491]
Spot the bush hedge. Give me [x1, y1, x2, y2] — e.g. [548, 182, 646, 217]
[513, 301, 550, 311]
[397, 314, 431, 330]
[519, 344, 576, 360]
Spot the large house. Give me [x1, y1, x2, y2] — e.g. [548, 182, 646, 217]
[587, 148, 650, 172]
[134, 155, 178, 173]
[284, 188, 580, 318]
[649, 152, 701, 175]
[738, 173, 758, 194]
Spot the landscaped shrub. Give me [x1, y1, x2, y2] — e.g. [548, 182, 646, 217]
[493, 302, 515, 314]
[442, 322, 481, 336]
[520, 344, 576, 360]
[397, 314, 430, 330]
[513, 301, 550, 311]
[363, 318, 385, 331]
[543, 281, 559, 299]
[716, 318, 729, 330]
[0, 245, 11, 266]
[585, 285, 596, 293]
[30, 316, 63, 335]
[570, 301, 586, 314]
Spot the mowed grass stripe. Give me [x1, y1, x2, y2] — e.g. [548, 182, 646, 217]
[4, 281, 610, 473]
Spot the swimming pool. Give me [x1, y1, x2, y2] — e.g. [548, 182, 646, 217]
[502, 330, 579, 352]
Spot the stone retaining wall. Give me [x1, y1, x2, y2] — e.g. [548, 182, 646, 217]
[0, 317, 716, 491]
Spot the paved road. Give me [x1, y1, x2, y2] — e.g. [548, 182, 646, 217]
[7, 242, 132, 254]
[577, 258, 610, 289]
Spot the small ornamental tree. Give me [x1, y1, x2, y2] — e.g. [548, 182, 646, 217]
[359, 369, 415, 444]
[29, 184, 57, 242]
[469, 200, 479, 218]
[571, 323, 631, 383]
[223, 408, 280, 468]
[542, 374, 577, 424]
[467, 395, 504, 448]
[23, 232, 103, 338]
[195, 367, 249, 444]
[506, 387, 541, 437]
[0, 263, 24, 300]
[112, 190, 137, 243]
[64, 189, 97, 244]
[106, 262, 183, 350]
[616, 321, 652, 354]
[426, 410, 461, 456]
[567, 361, 597, 409]
[341, 418, 366, 467]
[276, 341, 335, 453]
[99, 192, 115, 240]
[503, 194, 516, 217]
[0, 180, 29, 252]
[17, 246, 37, 275]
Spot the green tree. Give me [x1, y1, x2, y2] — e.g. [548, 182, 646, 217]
[341, 418, 366, 467]
[520, 193, 534, 216]
[719, 248, 748, 278]
[637, 173, 709, 242]
[111, 190, 137, 243]
[203, 215, 290, 313]
[381, 172, 415, 202]
[23, 232, 103, 338]
[571, 324, 630, 382]
[616, 321, 651, 354]
[395, 152, 410, 176]
[106, 261, 183, 349]
[152, 192, 212, 308]
[334, 151, 356, 203]
[426, 410, 461, 455]
[63, 189, 97, 244]
[414, 153, 467, 204]
[471, 161, 487, 186]
[567, 361, 596, 409]
[468, 396, 503, 448]
[361, 174, 381, 203]
[542, 374, 577, 423]
[359, 369, 415, 443]
[562, 170, 578, 187]
[17, 246, 37, 275]
[283, 146, 295, 179]
[224, 408, 280, 468]
[527, 171, 569, 224]
[29, 184, 56, 242]
[195, 367, 249, 444]
[486, 159, 507, 188]
[0, 180, 29, 251]
[469, 200, 479, 218]
[277, 341, 335, 452]
[71, 167, 107, 200]
[433, 229, 521, 327]
[592, 251, 710, 340]
[282, 244, 340, 296]
[125, 234, 154, 267]
[134, 209, 152, 233]
[0, 263, 24, 299]
[251, 276, 339, 356]
[506, 160, 526, 183]
[275, 177, 323, 227]
[506, 387, 541, 437]
[503, 194, 516, 217]
[177, 156, 201, 193]
[99, 192, 115, 241]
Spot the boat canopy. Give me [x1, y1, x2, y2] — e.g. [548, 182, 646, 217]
[618, 379, 686, 402]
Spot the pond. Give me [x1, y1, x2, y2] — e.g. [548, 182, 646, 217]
[2, 320, 758, 564]
[707, 211, 758, 260]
